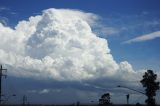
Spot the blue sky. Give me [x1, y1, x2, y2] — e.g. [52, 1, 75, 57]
[0, 0, 160, 105]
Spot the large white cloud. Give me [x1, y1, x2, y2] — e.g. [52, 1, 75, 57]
[0, 8, 139, 81]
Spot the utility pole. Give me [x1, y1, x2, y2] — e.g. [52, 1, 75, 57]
[23, 95, 27, 106]
[126, 94, 129, 105]
[117, 85, 145, 105]
[0, 64, 7, 105]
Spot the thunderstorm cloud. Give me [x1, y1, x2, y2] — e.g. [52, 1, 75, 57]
[0, 8, 140, 81]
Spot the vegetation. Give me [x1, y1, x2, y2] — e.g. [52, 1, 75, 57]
[140, 70, 160, 106]
[99, 93, 111, 106]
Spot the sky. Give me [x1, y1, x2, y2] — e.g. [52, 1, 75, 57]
[0, 0, 160, 105]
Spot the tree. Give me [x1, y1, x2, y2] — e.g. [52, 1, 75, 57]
[99, 93, 111, 106]
[140, 70, 159, 106]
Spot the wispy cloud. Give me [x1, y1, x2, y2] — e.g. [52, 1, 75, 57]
[28, 88, 61, 94]
[0, 7, 9, 11]
[94, 26, 119, 37]
[0, 16, 8, 26]
[123, 31, 160, 44]
[0, 6, 17, 15]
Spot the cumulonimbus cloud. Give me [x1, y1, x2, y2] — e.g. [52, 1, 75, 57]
[123, 31, 160, 44]
[0, 8, 140, 81]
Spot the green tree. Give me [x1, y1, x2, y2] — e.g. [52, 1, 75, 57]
[140, 70, 159, 106]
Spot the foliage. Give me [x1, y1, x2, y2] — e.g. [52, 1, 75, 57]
[99, 93, 111, 106]
[140, 70, 160, 106]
